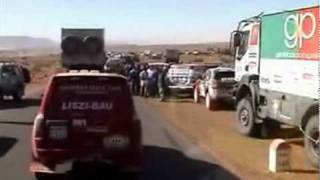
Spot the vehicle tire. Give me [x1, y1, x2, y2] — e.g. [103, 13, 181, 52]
[236, 96, 259, 136]
[304, 115, 319, 168]
[0, 90, 3, 102]
[13, 92, 23, 101]
[34, 172, 54, 180]
[122, 172, 140, 180]
[205, 93, 217, 110]
[193, 88, 200, 103]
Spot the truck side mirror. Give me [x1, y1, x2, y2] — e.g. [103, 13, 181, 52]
[229, 31, 242, 57]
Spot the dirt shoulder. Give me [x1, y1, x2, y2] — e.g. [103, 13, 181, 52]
[142, 97, 318, 180]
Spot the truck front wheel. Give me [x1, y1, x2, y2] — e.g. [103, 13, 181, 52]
[34, 172, 55, 180]
[304, 115, 319, 168]
[236, 96, 259, 136]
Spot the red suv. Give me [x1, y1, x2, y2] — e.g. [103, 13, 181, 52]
[30, 72, 142, 179]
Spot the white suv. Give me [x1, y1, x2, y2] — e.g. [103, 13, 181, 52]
[193, 67, 235, 110]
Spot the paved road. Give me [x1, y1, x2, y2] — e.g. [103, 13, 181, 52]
[0, 87, 239, 180]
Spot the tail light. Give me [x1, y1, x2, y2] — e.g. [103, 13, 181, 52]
[32, 113, 45, 158]
[33, 114, 45, 138]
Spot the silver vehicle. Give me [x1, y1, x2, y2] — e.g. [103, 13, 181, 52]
[0, 62, 29, 101]
[104, 57, 126, 75]
[167, 64, 207, 94]
[193, 67, 235, 110]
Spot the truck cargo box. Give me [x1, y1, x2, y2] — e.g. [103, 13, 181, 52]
[260, 6, 319, 99]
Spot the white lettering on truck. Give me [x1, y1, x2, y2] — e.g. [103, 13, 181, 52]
[62, 102, 113, 111]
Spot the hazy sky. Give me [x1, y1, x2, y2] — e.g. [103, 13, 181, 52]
[0, 0, 317, 44]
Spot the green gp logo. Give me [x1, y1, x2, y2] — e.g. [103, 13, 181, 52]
[284, 12, 316, 49]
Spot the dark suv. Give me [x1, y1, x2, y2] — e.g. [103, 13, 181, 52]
[30, 72, 142, 179]
[0, 62, 30, 101]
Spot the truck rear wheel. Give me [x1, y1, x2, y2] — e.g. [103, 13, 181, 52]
[304, 115, 319, 168]
[0, 90, 3, 101]
[13, 92, 23, 101]
[236, 96, 259, 136]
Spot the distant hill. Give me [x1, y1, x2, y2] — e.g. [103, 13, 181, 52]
[0, 36, 58, 50]
[105, 42, 229, 52]
[0, 36, 229, 57]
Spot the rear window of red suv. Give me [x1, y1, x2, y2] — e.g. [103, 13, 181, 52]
[43, 75, 133, 121]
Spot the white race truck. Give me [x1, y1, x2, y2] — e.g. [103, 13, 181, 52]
[230, 6, 319, 167]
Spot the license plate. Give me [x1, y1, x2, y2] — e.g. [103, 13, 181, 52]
[49, 126, 67, 140]
[103, 135, 129, 149]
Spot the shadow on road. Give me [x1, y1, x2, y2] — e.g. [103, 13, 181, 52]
[264, 127, 303, 140]
[140, 145, 239, 180]
[288, 169, 318, 174]
[274, 128, 303, 139]
[0, 98, 41, 110]
[43, 145, 239, 180]
[0, 121, 33, 126]
[0, 136, 17, 158]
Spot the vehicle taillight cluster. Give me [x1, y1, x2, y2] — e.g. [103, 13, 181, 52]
[33, 114, 45, 138]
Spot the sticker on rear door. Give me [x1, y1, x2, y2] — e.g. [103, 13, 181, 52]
[62, 101, 113, 111]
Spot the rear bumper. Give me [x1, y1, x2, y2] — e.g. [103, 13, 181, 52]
[168, 85, 193, 94]
[2, 86, 24, 95]
[31, 148, 143, 174]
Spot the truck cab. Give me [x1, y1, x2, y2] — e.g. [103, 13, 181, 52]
[232, 20, 260, 82]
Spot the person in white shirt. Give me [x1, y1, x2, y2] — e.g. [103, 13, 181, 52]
[139, 66, 149, 97]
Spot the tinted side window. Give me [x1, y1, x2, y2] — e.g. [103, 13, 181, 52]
[1, 65, 19, 76]
[215, 71, 235, 80]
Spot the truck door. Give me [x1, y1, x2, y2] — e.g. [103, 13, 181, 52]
[235, 23, 260, 81]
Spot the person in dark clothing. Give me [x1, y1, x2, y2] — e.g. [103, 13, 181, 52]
[128, 66, 140, 95]
[124, 63, 132, 77]
[157, 66, 168, 101]
[148, 67, 158, 98]
[139, 66, 149, 97]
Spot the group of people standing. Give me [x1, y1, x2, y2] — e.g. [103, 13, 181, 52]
[127, 64, 169, 101]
